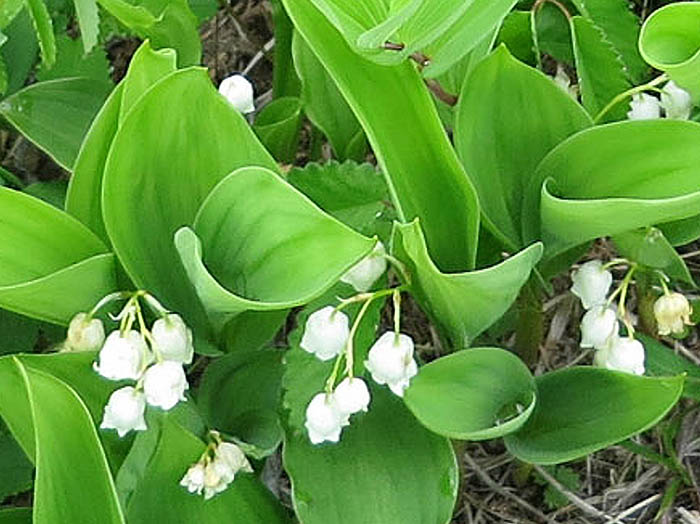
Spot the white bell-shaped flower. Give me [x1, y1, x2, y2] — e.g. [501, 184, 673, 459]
[202, 460, 231, 500]
[151, 314, 194, 364]
[661, 81, 692, 120]
[571, 260, 613, 310]
[627, 93, 661, 120]
[654, 292, 693, 336]
[340, 242, 388, 292]
[300, 306, 350, 361]
[180, 462, 206, 495]
[218, 74, 255, 114]
[67, 313, 105, 352]
[216, 442, 253, 474]
[100, 386, 147, 437]
[365, 331, 418, 397]
[142, 361, 188, 410]
[304, 392, 345, 444]
[94, 330, 151, 381]
[595, 337, 645, 375]
[580, 305, 619, 349]
[333, 377, 371, 415]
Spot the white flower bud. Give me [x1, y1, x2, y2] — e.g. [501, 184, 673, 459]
[142, 361, 188, 410]
[594, 337, 645, 375]
[364, 331, 418, 397]
[151, 314, 194, 364]
[654, 292, 693, 336]
[340, 242, 387, 292]
[180, 462, 206, 495]
[100, 386, 147, 437]
[571, 260, 613, 310]
[94, 330, 151, 381]
[300, 306, 350, 361]
[304, 392, 345, 444]
[333, 377, 371, 415]
[218, 74, 255, 114]
[661, 81, 692, 120]
[66, 313, 105, 352]
[553, 65, 577, 100]
[627, 93, 661, 120]
[580, 305, 618, 349]
[216, 442, 253, 474]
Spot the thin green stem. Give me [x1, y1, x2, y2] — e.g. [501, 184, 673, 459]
[593, 74, 668, 124]
[88, 291, 132, 318]
[334, 286, 407, 314]
[345, 298, 374, 377]
[393, 289, 401, 345]
[617, 265, 638, 337]
[383, 254, 412, 285]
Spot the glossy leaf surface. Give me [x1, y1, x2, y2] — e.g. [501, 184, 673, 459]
[640, 2, 700, 101]
[404, 348, 536, 440]
[253, 97, 303, 163]
[455, 46, 592, 249]
[283, 0, 480, 271]
[505, 367, 683, 464]
[175, 167, 375, 325]
[0, 78, 112, 170]
[534, 120, 700, 257]
[102, 68, 277, 334]
[284, 388, 458, 524]
[393, 220, 542, 349]
[0, 187, 115, 324]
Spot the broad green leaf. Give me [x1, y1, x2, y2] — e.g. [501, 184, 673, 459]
[0, 309, 64, 354]
[497, 10, 537, 66]
[97, 0, 201, 66]
[73, 0, 100, 52]
[0, 421, 33, 501]
[504, 367, 684, 464]
[421, 0, 518, 79]
[174, 166, 375, 326]
[220, 309, 288, 354]
[36, 35, 112, 84]
[455, 45, 592, 250]
[292, 31, 365, 161]
[67, 41, 176, 243]
[119, 40, 177, 123]
[393, 220, 542, 349]
[282, 279, 384, 432]
[0, 187, 116, 324]
[639, 333, 700, 401]
[534, 3, 573, 65]
[404, 348, 536, 440]
[533, 120, 700, 258]
[284, 387, 458, 524]
[570, 0, 647, 83]
[0, 509, 31, 524]
[25, 0, 55, 67]
[0, 0, 24, 29]
[102, 68, 278, 338]
[0, 53, 7, 96]
[1, 10, 38, 95]
[287, 160, 394, 239]
[571, 16, 630, 122]
[283, 0, 480, 271]
[198, 350, 284, 454]
[253, 97, 303, 163]
[126, 417, 290, 523]
[639, 3, 700, 102]
[0, 77, 112, 170]
[613, 227, 695, 287]
[65, 83, 123, 243]
[271, 0, 301, 98]
[187, 0, 217, 22]
[20, 362, 125, 523]
[24, 179, 68, 209]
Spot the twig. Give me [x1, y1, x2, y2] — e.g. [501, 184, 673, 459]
[463, 453, 555, 523]
[243, 37, 275, 75]
[533, 464, 614, 520]
[606, 493, 662, 523]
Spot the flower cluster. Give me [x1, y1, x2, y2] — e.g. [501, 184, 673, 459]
[571, 260, 645, 375]
[301, 244, 417, 445]
[627, 81, 693, 121]
[68, 292, 193, 437]
[180, 433, 253, 500]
